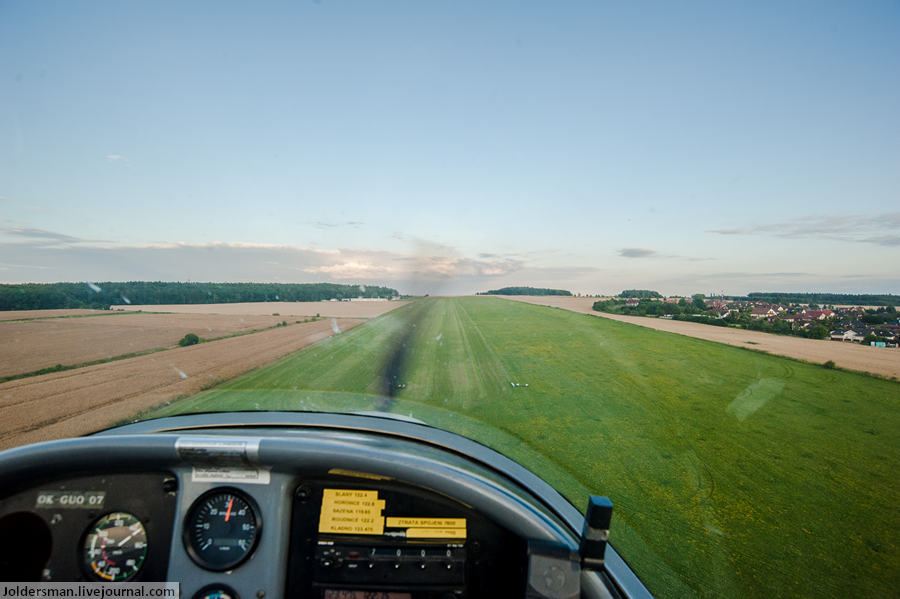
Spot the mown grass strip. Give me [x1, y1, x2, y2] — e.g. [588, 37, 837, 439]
[154, 297, 899, 599]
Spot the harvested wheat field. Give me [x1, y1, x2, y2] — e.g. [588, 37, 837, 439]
[502, 295, 900, 379]
[0, 318, 362, 449]
[0, 308, 108, 321]
[114, 300, 407, 318]
[0, 312, 300, 378]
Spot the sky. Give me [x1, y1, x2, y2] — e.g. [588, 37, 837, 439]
[1, 0, 898, 296]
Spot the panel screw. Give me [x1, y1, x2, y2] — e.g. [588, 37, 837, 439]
[295, 485, 312, 502]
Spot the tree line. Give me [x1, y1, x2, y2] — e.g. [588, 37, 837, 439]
[618, 290, 663, 298]
[478, 286, 572, 296]
[0, 282, 399, 311]
[739, 292, 897, 306]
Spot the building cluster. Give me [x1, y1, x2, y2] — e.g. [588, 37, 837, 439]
[675, 299, 900, 346]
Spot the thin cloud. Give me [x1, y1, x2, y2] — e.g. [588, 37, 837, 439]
[395, 255, 523, 280]
[862, 235, 900, 247]
[653, 271, 900, 297]
[304, 261, 402, 278]
[127, 241, 340, 254]
[495, 265, 602, 281]
[707, 213, 900, 246]
[389, 233, 457, 255]
[312, 220, 365, 229]
[105, 154, 131, 165]
[619, 248, 659, 258]
[0, 239, 525, 288]
[0, 261, 53, 270]
[1, 226, 108, 244]
[697, 271, 812, 280]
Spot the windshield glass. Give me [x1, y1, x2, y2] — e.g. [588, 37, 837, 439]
[1, 2, 898, 598]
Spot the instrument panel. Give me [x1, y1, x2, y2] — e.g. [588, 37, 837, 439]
[0, 470, 525, 598]
[0, 413, 642, 599]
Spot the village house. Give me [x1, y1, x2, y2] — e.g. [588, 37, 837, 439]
[805, 309, 835, 320]
[750, 307, 777, 319]
[830, 330, 866, 343]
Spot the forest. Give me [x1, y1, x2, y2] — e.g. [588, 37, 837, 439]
[618, 290, 662, 298]
[478, 286, 572, 296]
[0, 282, 399, 310]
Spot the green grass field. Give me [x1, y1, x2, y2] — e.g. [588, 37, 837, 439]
[150, 297, 899, 598]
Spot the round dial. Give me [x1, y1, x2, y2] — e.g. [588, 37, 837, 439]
[82, 512, 148, 581]
[193, 585, 240, 599]
[184, 489, 261, 571]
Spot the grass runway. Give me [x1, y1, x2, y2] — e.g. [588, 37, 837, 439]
[150, 297, 899, 598]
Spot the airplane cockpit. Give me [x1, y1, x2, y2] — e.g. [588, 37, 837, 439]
[0, 411, 652, 599]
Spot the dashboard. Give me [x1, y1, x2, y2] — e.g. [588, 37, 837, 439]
[0, 412, 651, 599]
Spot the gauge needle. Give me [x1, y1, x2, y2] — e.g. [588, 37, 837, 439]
[225, 497, 234, 522]
[117, 531, 136, 547]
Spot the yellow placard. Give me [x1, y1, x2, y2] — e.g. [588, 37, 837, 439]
[324, 505, 385, 516]
[319, 489, 385, 535]
[385, 517, 466, 529]
[320, 514, 383, 524]
[406, 527, 467, 539]
[321, 497, 386, 510]
[319, 520, 385, 535]
[323, 489, 379, 500]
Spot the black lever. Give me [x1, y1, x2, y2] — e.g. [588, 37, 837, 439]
[579, 495, 613, 571]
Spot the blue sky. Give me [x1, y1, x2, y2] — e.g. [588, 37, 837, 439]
[1, 1, 898, 295]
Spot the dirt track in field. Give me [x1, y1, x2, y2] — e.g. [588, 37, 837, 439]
[0, 308, 108, 321]
[500, 295, 900, 379]
[115, 300, 407, 318]
[0, 319, 363, 449]
[1, 313, 305, 378]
